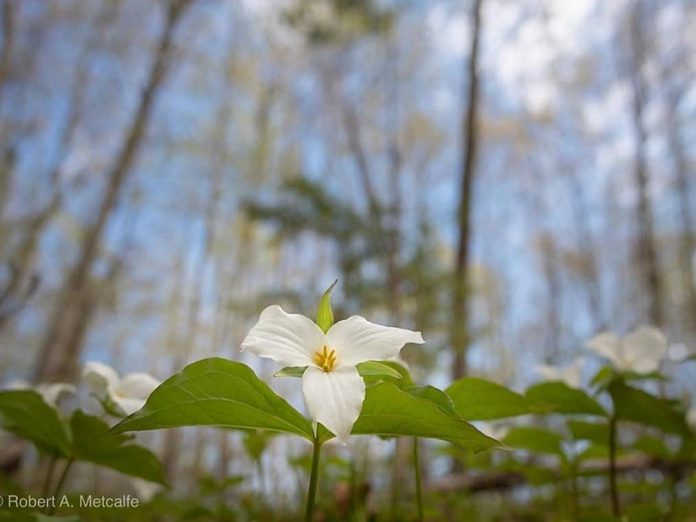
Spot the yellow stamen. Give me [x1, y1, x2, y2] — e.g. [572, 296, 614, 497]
[313, 345, 337, 372]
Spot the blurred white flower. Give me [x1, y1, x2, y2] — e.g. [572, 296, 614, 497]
[242, 305, 425, 442]
[586, 325, 667, 374]
[687, 408, 696, 434]
[535, 357, 585, 388]
[82, 362, 160, 416]
[132, 478, 163, 503]
[4, 379, 76, 408]
[476, 422, 510, 441]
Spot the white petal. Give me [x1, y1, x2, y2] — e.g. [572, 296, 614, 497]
[586, 332, 623, 367]
[113, 396, 146, 416]
[119, 373, 160, 399]
[564, 357, 585, 388]
[83, 361, 120, 396]
[326, 316, 425, 366]
[687, 408, 696, 433]
[622, 325, 667, 374]
[301, 366, 365, 443]
[37, 383, 77, 407]
[241, 305, 324, 367]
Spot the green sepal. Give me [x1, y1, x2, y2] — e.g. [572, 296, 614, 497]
[316, 279, 338, 333]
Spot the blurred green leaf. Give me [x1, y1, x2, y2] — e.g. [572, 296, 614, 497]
[447, 378, 535, 420]
[111, 358, 314, 440]
[502, 427, 564, 455]
[568, 420, 609, 445]
[525, 382, 606, 416]
[70, 411, 166, 485]
[632, 435, 671, 459]
[577, 514, 620, 522]
[0, 391, 71, 457]
[0, 515, 81, 522]
[626, 503, 665, 522]
[609, 382, 689, 435]
[316, 280, 337, 333]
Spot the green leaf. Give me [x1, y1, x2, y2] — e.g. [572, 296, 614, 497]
[577, 514, 620, 522]
[406, 385, 458, 416]
[274, 366, 307, 378]
[609, 382, 689, 435]
[626, 503, 666, 522]
[502, 427, 564, 455]
[577, 443, 610, 464]
[0, 391, 71, 457]
[356, 361, 403, 380]
[0, 515, 81, 522]
[447, 378, 535, 420]
[345, 382, 499, 451]
[632, 435, 671, 459]
[525, 382, 607, 416]
[70, 411, 166, 485]
[590, 366, 615, 389]
[568, 420, 609, 445]
[316, 279, 337, 333]
[111, 358, 314, 440]
[275, 361, 402, 381]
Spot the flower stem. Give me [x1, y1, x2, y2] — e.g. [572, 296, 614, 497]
[305, 438, 322, 522]
[49, 458, 74, 515]
[413, 437, 424, 522]
[41, 455, 57, 499]
[608, 414, 621, 518]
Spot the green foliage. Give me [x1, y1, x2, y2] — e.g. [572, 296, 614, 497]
[282, 0, 394, 45]
[502, 427, 564, 456]
[0, 515, 81, 522]
[111, 358, 315, 440]
[525, 381, 607, 416]
[0, 390, 71, 457]
[0, 391, 165, 484]
[111, 358, 499, 452]
[608, 381, 689, 435]
[568, 420, 609, 445]
[349, 382, 499, 451]
[69, 411, 166, 485]
[447, 377, 535, 420]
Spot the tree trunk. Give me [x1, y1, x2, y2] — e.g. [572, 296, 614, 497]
[627, 2, 662, 328]
[451, 0, 483, 381]
[34, 0, 193, 382]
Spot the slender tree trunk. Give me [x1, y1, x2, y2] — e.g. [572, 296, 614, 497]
[0, 0, 15, 95]
[627, 1, 662, 327]
[665, 91, 696, 326]
[34, 0, 193, 381]
[0, 0, 17, 215]
[451, 0, 483, 380]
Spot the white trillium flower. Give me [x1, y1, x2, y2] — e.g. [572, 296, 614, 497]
[5, 379, 76, 408]
[586, 325, 667, 374]
[83, 361, 161, 416]
[535, 357, 585, 389]
[241, 305, 425, 442]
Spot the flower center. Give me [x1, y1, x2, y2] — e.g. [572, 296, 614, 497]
[313, 345, 337, 372]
